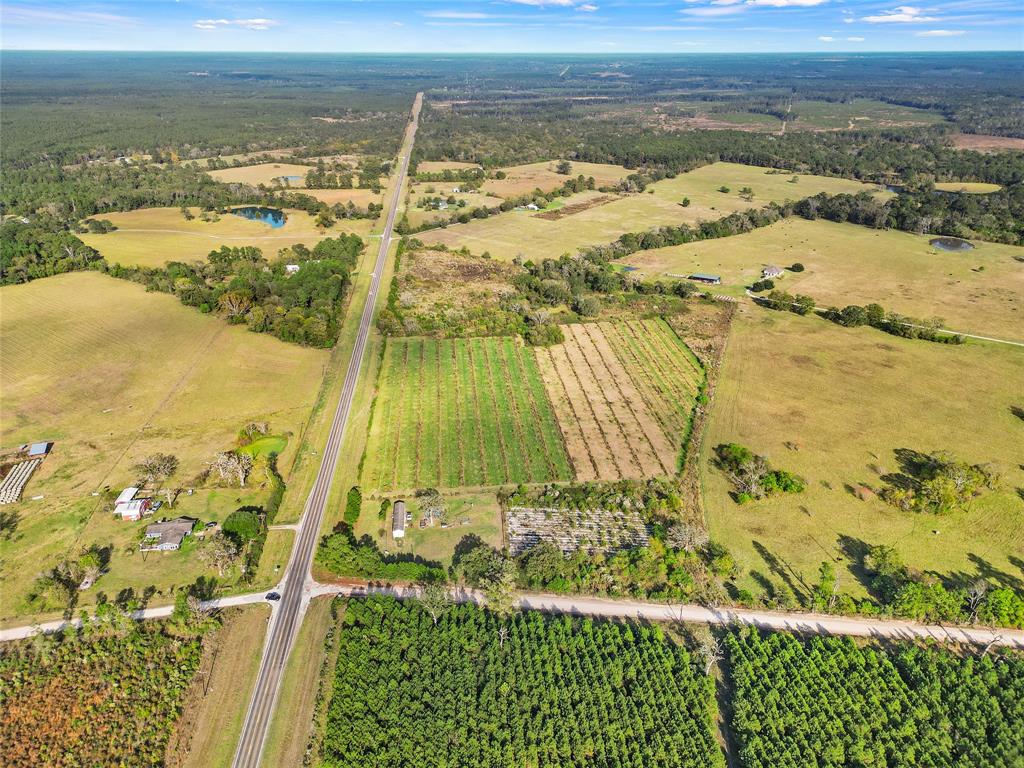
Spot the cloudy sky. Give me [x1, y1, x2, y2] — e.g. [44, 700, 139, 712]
[2, 0, 1021, 52]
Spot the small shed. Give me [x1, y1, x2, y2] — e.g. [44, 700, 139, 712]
[114, 487, 153, 521]
[392, 500, 407, 539]
[27, 442, 52, 458]
[141, 517, 196, 551]
[762, 265, 784, 279]
[688, 273, 722, 285]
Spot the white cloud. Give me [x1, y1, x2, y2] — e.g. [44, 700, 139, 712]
[682, 0, 826, 16]
[507, 0, 577, 6]
[194, 18, 278, 31]
[3, 6, 139, 26]
[392, 21, 404, 26]
[748, 0, 827, 6]
[818, 34, 834, 40]
[915, 28, 965, 35]
[862, 6, 939, 23]
[842, 10, 855, 23]
[576, 3, 599, 11]
[847, 35, 865, 40]
[422, 10, 491, 18]
[681, 4, 747, 16]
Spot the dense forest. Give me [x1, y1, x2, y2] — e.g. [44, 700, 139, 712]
[322, 597, 723, 768]
[725, 628, 1024, 768]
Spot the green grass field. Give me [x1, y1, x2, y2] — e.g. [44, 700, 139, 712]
[361, 336, 573, 491]
[419, 163, 883, 261]
[701, 308, 1024, 600]
[0, 272, 328, 622]
[619, 217, 1024, 340]
[79, 205, 373, 269]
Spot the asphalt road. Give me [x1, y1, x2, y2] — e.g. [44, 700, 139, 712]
[230, 92, 423, 768]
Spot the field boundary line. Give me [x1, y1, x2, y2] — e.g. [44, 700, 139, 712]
[475, 338, 513, 484]
[566, 326, 646, 477]
[602, 321, 681, 440]
[580, 323, 675, 477]
[494, 340, 541, 482]
[463, 340, 494, 484]
[509, 342, 561, 481]
[446, 341, 467, 487]
[623, 320, 698, 413]
[389, 340, 409, 490]
[433, 341, 443, 487]
[536, 347, 596, 481]
[412, 340, 426, 487]
[552, 341, 623, 479]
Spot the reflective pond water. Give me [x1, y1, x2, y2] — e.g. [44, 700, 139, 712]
[929, 237, 975, 252]
[231, 206, 286, 228]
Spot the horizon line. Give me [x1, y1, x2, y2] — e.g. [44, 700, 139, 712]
[2, 48, 1019, 55]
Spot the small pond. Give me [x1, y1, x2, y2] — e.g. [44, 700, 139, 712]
[231, 206, 286, 228]
[930, 237, 975, 252]
[276, 175, 304, 183]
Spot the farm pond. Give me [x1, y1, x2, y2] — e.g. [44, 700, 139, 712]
[929, 237, 975, 252]
[231, 206, 286, 228]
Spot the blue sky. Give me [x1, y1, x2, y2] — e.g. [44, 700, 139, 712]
[2, 0, 1021, 52]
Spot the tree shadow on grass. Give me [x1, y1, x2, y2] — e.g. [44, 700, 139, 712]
[752, 540, 810, 607]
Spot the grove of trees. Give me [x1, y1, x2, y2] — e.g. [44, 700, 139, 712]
[322, 596, 724, 768]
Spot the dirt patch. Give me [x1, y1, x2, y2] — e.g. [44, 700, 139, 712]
[533, 194, 619, 220]
[951, 134, 1024, 152]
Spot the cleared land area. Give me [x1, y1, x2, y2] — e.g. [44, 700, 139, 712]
[355, 490, 503, 561]
[361, 336, 572, 491]
[951, 134, 1024, 151]
[0, 273, 327, 621]
[420, 162, 882, 261]
[166, 606, 270, 768]
[207, 162, 313, 187]
[536, 319, 703, 481]
[403, 188, 506, 228]
[415, 160, 481, 173]
[790, 98, 946, 130]
[295, 188, 383, 207]
[79, 205, 372, 269]
[619, 218, 1024, 339]
[933, 181, 1003, 194]
[480, 160, 633, 198]
[702, 308, 1024, 600]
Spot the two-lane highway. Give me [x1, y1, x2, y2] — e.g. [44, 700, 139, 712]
[231, 92, 423, 768]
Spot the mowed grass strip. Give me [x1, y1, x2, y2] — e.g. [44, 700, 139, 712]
[361, 337, 572, 491]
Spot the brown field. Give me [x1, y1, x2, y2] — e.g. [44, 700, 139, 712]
[536, 321, 700, 481]
[951, 134, 1024, 151]
[481, 160, 633, 198]
[534, 194, 619, 220]
[296, 188, 384, 207]
[207, 162, 313, 187]
[417, 160, 482, 173]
